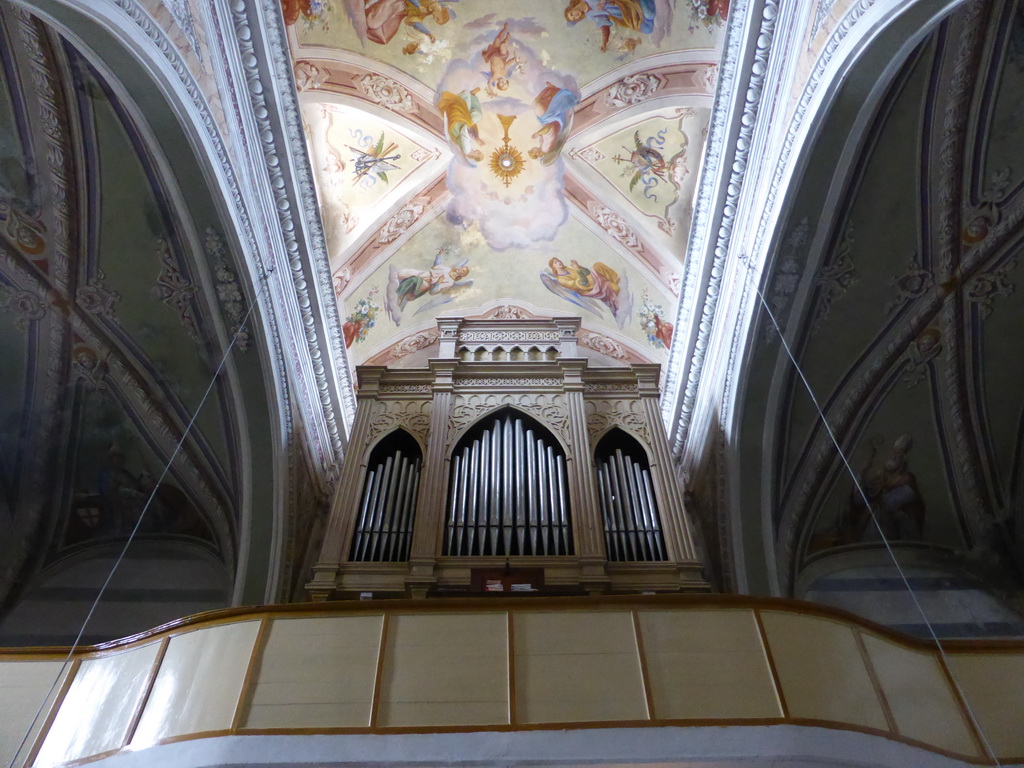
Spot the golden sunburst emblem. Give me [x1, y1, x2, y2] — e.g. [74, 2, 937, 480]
[489, 114, 525, 187]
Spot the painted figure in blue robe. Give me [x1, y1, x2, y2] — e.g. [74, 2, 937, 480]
[528, 83, 579, 166]
[564, 0, 656, 52]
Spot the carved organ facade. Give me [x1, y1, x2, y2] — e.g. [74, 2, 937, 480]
[308, 317, 706, 598]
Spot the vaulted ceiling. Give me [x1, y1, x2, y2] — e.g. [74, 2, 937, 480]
[281, 0, 726, 371]
[729, 0, 1024, 596]
[0, 4, 284, 627]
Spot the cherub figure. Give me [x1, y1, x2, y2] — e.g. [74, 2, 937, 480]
[480, 22, 523, 96]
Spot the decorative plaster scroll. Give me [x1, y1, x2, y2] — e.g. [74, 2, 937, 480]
[459, 330, 560, 342]
[488, 304, 532, 320]
[379, 383, 432, 394]
[455, 378, 561, 387]
[378, 199, 427, 244]
[0, 199, 46, 257]
[579, 329, 628, 360]
[573, 147, 606, 165]
[76, 271, 120, 321]
[885, 251, 934, 315]
[762, 217, 808, 342]
[810, 0, 840, 41]
[901, 328, 940, 388]
[967, 259, 1016, 318]
[358, 73, 415, 112]
[153, 237, 199, 340]
[367, 399, 432, 447]
[293, 60, 325, 91]
[584, 398, 650, 446]
[387, 329, 439, 361]
[448, 393, 569, 450]
[584, 383, 638, 393]
[0, 283, 47, 330]
[698, 64, 718, 94]
[588, 204, 642, 250]
[812, 220, 857, 331]
[71, 343, 108, 390]
[603, 72, 663, 108]
[206, 228, 250, 351]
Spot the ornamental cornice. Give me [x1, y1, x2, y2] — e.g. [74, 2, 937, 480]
[662, 0, 778, 449]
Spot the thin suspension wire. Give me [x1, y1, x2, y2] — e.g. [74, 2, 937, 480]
[8, 279, 267, 768]
[748, 258, 1000, 765]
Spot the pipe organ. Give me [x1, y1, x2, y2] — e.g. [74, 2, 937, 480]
[445, 412, 572, 557]
[308, 316, 707, 599]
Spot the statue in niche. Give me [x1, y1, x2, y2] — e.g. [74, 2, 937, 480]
[843, 434, 926, 544]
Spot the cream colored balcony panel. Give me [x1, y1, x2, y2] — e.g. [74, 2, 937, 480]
[513, 610, 647, 723]
[246, 615, 384, 729]
[378, 612, 509, 727]
[130, 620, 260, 746]
[0, 659, 72, 768]
[637, 608, 781, 719]
[33, 640, 160, 766]
[759, 610, 888, 731]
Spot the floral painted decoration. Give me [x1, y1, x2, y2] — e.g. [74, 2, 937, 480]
[689, 0, 729, 29]
[280, 0, 333, 31]
[638, 289, 674, 349]
[343, 287, 381, 348]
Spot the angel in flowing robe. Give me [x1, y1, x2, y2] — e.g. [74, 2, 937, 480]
[528, 83, 579, 166]
[541, 257, 630, 325]
[564, 0, 656, 52]
[364, 0, 452, 46]
[438, 89, 485, 165]
[386, 250, 473, 325]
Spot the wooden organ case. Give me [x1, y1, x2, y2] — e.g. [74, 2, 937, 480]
[307, 317, 707, 599]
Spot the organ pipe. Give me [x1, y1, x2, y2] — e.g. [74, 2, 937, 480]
[350, 447, 421, 563]
[444, 412, 572, 556]
[596, 444, 666, 562]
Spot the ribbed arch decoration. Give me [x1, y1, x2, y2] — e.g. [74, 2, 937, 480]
[349, 430, 422, 562]
[596, 430, 666, 562]
[445, 409, 573, 556]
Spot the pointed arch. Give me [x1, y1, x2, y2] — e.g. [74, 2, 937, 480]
[349, 429, 422, 563]
[445, 408, 572, 557]
[595, 428, 666, 562]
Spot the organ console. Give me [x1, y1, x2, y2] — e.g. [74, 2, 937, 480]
[307, 316, 707, 599]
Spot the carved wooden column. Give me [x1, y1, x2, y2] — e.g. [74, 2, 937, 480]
[635, 365, 699, 564]
[306, 368, 384, 600]
[405, 356, 456, 597]
[561, 359, 609, 593]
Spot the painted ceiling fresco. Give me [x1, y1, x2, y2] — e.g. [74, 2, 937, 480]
[282, 0, 726, 368]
